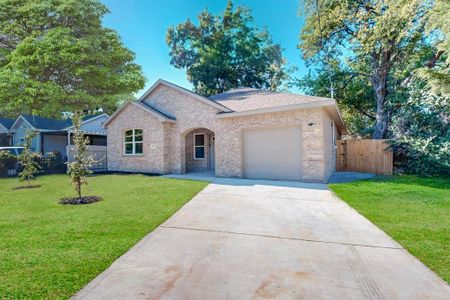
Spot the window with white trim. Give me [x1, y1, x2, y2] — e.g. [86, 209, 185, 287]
[124, 129, 143, 155]
[193, 133, 205, 159]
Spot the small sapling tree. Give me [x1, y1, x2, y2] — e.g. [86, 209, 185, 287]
[65, 112, 97, 202]
[17, 131, 41, 187]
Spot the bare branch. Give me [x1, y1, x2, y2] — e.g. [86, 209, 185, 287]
[425, 50, 445, 69]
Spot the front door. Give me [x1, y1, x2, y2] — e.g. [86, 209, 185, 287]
[209, 134, 215, 170]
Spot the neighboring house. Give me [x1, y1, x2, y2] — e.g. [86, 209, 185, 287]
[65, 114, 109, 170]
[105, 79, 346, 182]
[5, 114, 108, 159]
[0, 118, 15, 146]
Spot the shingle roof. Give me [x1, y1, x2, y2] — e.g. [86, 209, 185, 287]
[209, 88, 333, 112]
[82, 114, 104, 122]
[20, 114, 102, 130]
[21, 115, 72, 130]
[0, 118, 15, 129]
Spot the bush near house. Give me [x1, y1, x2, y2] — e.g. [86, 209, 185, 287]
[0, 151, 17, 177]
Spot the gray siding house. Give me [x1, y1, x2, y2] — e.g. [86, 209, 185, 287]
[2, 114, 108, 159]
[0, 118, 15, 146]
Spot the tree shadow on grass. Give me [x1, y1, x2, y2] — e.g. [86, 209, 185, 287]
[13, 184, 41, 190]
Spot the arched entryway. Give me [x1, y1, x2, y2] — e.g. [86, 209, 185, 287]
[181, 128, 215, 174]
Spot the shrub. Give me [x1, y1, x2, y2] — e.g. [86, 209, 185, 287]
[390, 82, 450, 176]
[391, 138, 450, 176]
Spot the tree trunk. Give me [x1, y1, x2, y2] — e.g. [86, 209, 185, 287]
[77, 179, 82, 199]
[372, 73, 388, 139]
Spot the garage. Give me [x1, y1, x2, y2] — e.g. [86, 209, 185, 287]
[243, 126, 302, 180]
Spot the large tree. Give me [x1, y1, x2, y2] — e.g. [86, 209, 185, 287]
[0, 0, 145, 118]
[418, 0, 450, 96]
[295, 62, 376, 137]
[166, 0, 291, 96]
[296, 42, 436, 137]
[299, 0, 435, 139]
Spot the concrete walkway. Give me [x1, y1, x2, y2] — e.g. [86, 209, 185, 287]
[162, 170, 216, 182]
[74, 178, 449, 299]
[328, 171, 376, 184]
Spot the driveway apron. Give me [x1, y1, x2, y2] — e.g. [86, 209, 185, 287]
[73, 178, 450, 299]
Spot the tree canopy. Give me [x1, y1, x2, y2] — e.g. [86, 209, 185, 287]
[298, 0, 449, 174]
[298, 0, 440, 139]
[0, 0, 145, 118]
[166, 0, 291, 96]
[418, 0, 450, 95]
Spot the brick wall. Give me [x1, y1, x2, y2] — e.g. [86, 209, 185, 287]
[107, 84, 333, 182]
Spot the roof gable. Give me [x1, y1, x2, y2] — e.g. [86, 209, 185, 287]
[11, 115, 36, 131]
[138, 79, 232, 112]
[64, 113, 109, 130]
[104, 101, 176, 127]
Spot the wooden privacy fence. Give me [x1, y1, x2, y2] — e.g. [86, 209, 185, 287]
[336, 139, 393, 175]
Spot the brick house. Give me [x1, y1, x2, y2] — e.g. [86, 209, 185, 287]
[104, 79, 346, 182]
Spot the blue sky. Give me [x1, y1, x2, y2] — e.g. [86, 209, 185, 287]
[101, 0, 308, 97]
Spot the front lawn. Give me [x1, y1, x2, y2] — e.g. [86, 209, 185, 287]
[0, 174, 208, 299]
[329, 175, 450, 283]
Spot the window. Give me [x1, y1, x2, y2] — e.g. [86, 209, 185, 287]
[124, 129, 143, 155]
[193, 133, 205, 159]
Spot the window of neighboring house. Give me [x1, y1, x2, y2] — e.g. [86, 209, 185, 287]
[193, 133, 205, 159]
[124, 129, 143, 155]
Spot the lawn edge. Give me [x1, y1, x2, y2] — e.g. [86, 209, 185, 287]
[70, 177, 211, 298]
[327, 182, 450, 285]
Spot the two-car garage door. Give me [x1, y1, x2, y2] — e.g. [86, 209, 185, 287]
[243, 126, 302, 180]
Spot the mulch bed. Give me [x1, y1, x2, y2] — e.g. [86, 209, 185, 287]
[13, 185, 41, 190]
[59, 196, 102, 205]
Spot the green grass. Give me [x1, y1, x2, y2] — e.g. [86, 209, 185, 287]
[329, 175, 450, 283]
[0, 174, 208, 299]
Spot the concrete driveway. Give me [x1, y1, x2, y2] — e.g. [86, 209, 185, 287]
[74, 178, 449, 299]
